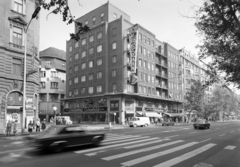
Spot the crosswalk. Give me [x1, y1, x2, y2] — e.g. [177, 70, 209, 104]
[74, 133, 238, 167]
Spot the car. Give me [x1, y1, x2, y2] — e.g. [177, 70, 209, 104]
[129, 117, 150, 127]
[193, 119, 210, 129]
[26, 125, 105, 152]
[56, 116, 73, 124]
[162, 121, 175, 126]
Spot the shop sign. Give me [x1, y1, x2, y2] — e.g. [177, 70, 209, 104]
[144, 107, 154, 112]
[83, 107, 107, 112]
[70, 108, 83, 112]
[12, 113, 18, 120]
[39, 110, 54, 114]
[154, 108, 163, 112]
[110, 101, 119, 111]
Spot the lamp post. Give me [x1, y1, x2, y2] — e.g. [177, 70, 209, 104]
[53, 106, 57, 124]
[22, 7, 41, 132]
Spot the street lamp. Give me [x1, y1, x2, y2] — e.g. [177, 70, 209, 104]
[53, 106, 57, 124]
[22, 7, 41, 132]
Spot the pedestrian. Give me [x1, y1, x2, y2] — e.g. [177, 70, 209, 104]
[36, 119, 40, 132]
[6, 120, 12, 136]
[28, 121, 33, 134]
[32, 119, 36, 131]
[41, 119, 46, 131]
[13, 120, 18, 136]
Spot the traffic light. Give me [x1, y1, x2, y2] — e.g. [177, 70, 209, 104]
[32, 7, 41, 19]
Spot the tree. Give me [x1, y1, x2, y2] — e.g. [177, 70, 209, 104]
[35, 0, 90, 41]
[195, 0, 240, 87]
[184, 80, 205, 121]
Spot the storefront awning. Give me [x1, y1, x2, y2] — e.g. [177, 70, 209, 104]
[136, 112, 162, 118]
[164, 113, 183, 117]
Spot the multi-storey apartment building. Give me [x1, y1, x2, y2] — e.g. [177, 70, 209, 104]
[0, 0, 40, 133]
[39, 47, 66, 122]
[63, 2, 182, 124]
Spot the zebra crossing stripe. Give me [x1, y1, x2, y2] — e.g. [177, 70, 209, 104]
[74, 137, 158, 154]
[153, 143, 216, 167]
[124, 138, 170, 149]
[104, 135, 141, 142]
[224, 145, 236, 150]
[121, 142, 199, 167]
[102, 140, 184, 161]
[104, 136, 150, 145]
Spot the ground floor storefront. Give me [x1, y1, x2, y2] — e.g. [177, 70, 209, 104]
[62, 94, 183, 125]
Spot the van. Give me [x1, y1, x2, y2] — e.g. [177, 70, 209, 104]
[129, 117, 150, 127]
[56, 116, 73, 124]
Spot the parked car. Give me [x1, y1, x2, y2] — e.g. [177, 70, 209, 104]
[26, 125, 105, 152]
[193, 119, 210, 129]
[162, 120, 175, 126]
[129, 117, 150, 127]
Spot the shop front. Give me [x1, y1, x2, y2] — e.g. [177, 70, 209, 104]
[136, 106, 161, 123]
[109, 100, 120, 124]
[125, 100, 134, 124]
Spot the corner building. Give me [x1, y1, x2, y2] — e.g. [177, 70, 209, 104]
[63, 2, 183, 124]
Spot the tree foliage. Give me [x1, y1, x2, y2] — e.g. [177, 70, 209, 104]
[195, 0, 240, 87]
[184, 80, 205, 117]
[35, 0, 89, 41]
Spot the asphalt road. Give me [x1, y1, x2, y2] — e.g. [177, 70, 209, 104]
[0, 121, 239, 167]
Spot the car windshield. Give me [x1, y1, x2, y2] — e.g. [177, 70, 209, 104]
[131, 118, 139, 121]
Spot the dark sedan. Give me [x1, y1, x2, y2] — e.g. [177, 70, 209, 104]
[26, 125, 105, 152]
[162, 121, 175, 126]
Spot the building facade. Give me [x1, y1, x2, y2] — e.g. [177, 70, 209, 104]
[39, 47, 66, 122]
[63, 2, 182, 124]
[0, 0, 40, 133]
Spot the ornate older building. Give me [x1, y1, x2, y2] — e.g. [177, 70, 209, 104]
[0, 0, 40, 133]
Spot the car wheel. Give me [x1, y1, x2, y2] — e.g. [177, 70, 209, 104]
[51, 143, 65, 153]
[144, 123, 148, 127]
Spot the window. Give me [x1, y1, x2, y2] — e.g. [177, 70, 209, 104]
[139, 85, 142, 93]
[14, 0, 23, 13]
[148, 87, 151, 94]
[85, 20, 88, 25]
[143, 35, 146, 43]
[148, 75, 150, 82]
[13, 26, 23, 45]
[112, 69, 116, 77]
[40, 82, 45, 89]
[81, 63, 86, 69]
[40, 71, 46, 77]
[139, 46, 143, 54]
[148, 50, 150, 57]
[89, 73, 93, 80]
[143, 86, 146, 94]
[74, 77, 78, 83]
[101, 12, 104, 18]
[50, 82, 58, 89]
[112, 28, 116, 36]
[152, 64, 154, 71]
[69, 68, 72, 74]
[82, 38, 86, 45]
[148, 38, 150, 45]
[112, 83, 117, 91]
[97, 32, 102, 39]
[112, 55, 117, 63]
[75, 53, 79, 60]
[88, 87, 94, 94]
[97, 45, 102, 52]
[97, 58, 102, 66]
[152, 76, 154, 83]
[12, 58, 22, 76]
[75, 42, 79, 48]
[81, 87, 86, 94]
[89, 61, 93, 68]
[112, 42, 117, 50]
[74, 89, 79, 95]
[89, 35, 94, 42]
[143, 61, 146, 68]
[92, 17, 96, 26]
[139, 33, 142, 41]
[81, 75, 86, 82]
[97, 85, 102, 93]
[81, 51, 86, 58]
[113, 13, 117, 18]
[69, 56, 72, 62]
[143, 48, 146, 56]
[89, 47, 94, 55]
[69, 91, 72, 97]
[97, 71, 102, 79]
[148, 62, 150, 69]
[139, 59, 142, 66]
[69, 80, 72, 85]
[74, 65, 78, 71]
[69, 46, 72, 52]
[51, 71, 58, 77]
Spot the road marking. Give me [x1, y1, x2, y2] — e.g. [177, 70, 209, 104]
[219, 134, 225, 136]
[230, 131, 234, 133]
[224, 145, 236, 150]
[120, 142, 199, 167]
[166, 135, 179, 138]
[189, 132, 197, 134]
[101, 140, 184, 160]
[104, 136, 142, 142]
[0, 148, 33, 155]
[200, 138, 211, 143]
[153, 143, 216, 167]
[74, 138, 156, 154]
[124, 139, 170, 149]
[104, 136, 150, 144]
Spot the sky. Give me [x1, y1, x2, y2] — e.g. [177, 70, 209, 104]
[39, 0, 203, 56]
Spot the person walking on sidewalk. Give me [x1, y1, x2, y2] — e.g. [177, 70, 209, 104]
[13, 120, 18, 136]
[41, 119, 46, 131]
[6, 120, 12, 136]
[28, 121, 33, 134]
[36, 119, 41, 132]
